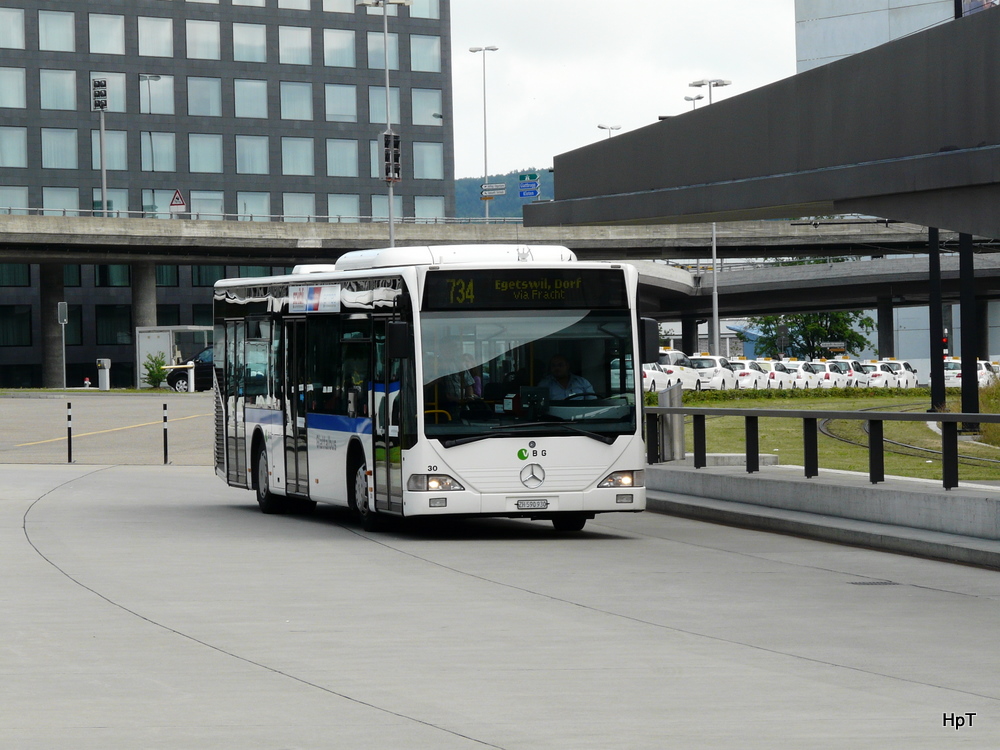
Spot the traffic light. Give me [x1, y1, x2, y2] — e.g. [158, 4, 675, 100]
[92, 79, 108, 111]
[382, 131, 401, 183]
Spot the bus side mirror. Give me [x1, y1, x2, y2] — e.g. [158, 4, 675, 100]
[386, 321, 414, 359]
[639, 318, 659, 364]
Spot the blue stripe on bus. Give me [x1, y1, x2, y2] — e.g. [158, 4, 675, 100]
[307, 412, 373, 434]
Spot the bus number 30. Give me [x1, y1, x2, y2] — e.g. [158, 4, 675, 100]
[447, 278, 475, 305]
[427, 465, 438, 471]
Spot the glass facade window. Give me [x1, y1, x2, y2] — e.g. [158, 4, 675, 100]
[368, 86, 400, 125]
[189, 134, 224, 173]
[91, 130, 128, 171]
[324, 0, 355, 11]
[412, 88, 443, 126]
[156, 266, 179, 286]
[236, 135, 269, 174]
[326, 139, 358, 177]
[42, 129, 79, 170]
[280, 26, 312, 65]
[192, 304, 213, 326]
[0, 186, 28, 213]
[410, 35, 441, 73]
[324, 29, 355, 67]
[233, 0, 266, 5]
[157, 304, 181, 326]
[414, 195, 445, 221]
[279, 0, 311, 9]
[235, 79, 268, 118]
[142, 188, 179, 218]
[410, 0, 440, 19]
[138, 17, 173, 58]
[0, 305, 31, 346]
[141, 132, 177, 172]
[91, 72, 126, 112]
[39, 11, 75, 52]
[0, 127, 27, 168]
[188, 77, 222, 116]
[367, 31, 399, 70]
[233, 23, 267, 63]
[65, 304, 82, 345]
[95, 305, 132, 345]
[187, 20, 221, 60]
[139, 74, 174, 115]
[328, 194, 359, 222]
[371, 193, 402, 222]
[64, 265, 81, 287]
[0, 264, 29, 286]
[92, 188, 128, 217]
[89, 15, 125, 55]
[192, 266, 225, 286]
[96, 265, 131, 286]
[280, 81, 313, 120]
[282, 137, 315, 176]
[237, 192, 270, 221]
[190, 191, 224, 219]
[0, 68, 25, 108]
[413, 141, 444, 180]
[40, 70, 76, 110]
[283, 193, 315, 222]
[0, 9, 25, 50]
[325, 83, 356, 122]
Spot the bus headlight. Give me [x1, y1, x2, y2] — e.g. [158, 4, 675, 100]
[407, 474, 465, 492]
[598, 470, 644, 488]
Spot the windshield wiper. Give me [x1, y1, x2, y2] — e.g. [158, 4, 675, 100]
[440, 421, 616, 448]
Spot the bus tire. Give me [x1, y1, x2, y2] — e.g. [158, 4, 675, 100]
[351, 459, 380, 531]
[254, 444, 285, 514]
[552, 514, 587, 532]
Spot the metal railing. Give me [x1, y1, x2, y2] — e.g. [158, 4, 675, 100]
[645, 406, 1000, 490]
[0, 206, 525, 225]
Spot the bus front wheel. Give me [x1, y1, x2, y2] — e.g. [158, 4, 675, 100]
[255, 445, 284, 514]
[552, 513, 587, 532]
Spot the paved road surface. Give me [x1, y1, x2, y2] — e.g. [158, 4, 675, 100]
[4, 462, 999, 748]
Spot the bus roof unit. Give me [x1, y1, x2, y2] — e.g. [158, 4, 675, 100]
[334, 244, 577, 272]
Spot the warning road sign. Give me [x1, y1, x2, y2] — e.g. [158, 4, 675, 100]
[169, 189, 186, 212]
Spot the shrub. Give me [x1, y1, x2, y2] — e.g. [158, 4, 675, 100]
[142, 352, 169, 389]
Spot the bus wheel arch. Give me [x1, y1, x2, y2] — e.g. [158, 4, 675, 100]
[347, 439, 379, 530]
[252, 435, 284, 514]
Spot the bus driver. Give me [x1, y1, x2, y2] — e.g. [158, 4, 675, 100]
[538, 354, 596, 400]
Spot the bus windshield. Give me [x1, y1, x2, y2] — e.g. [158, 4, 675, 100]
[420, 309, 636, 444]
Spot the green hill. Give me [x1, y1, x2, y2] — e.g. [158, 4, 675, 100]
[454, 168, 549, 219]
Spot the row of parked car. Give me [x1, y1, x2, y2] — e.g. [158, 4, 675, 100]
[643, 350, 931, 392]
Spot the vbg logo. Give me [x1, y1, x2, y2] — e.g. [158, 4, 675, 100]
[517, 441, 546, 461]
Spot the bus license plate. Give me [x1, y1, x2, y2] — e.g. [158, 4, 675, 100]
[517, 499, 549, 510]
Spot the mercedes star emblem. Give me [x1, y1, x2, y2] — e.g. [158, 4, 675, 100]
[520, 463, 545, 489]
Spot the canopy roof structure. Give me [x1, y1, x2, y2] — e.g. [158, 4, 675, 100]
[524, 10, 1000, 240]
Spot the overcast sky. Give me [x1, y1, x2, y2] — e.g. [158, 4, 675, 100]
[448, 0, 797, 179]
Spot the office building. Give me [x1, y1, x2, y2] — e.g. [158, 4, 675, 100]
[0, 0, 453, 387]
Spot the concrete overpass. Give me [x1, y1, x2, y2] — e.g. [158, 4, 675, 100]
[0, 213, 979, 264]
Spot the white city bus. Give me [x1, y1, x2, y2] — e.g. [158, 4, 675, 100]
[213, 245, 657, 532]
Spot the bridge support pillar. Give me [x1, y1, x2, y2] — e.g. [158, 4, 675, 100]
[681, 319, 699, 356]
[40, 263, 65, 388]
[876, 297, 895, 359]
[132, 262, 158, 377]
[959, 233, 980, 427]
[928, 228, 946, 410]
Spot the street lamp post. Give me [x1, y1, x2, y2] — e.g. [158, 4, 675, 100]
[357, 0, 410, 246]
[140, 75, 161, 215]
[688, 78, 731, 105]
[688, 79, 730, 354]
[684, 94, 703, 110]
[597, 124, 621, 139]
[470, 45, 499, 220]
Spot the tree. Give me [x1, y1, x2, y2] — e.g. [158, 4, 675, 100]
[740, 312, 875, 360]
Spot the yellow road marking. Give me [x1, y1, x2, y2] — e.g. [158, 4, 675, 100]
[15, 413, 212, 447]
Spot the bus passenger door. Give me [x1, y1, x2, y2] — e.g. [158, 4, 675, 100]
[373, 320, 403, 514]
[284, 318, 309, 495]
[224, 320, 248, 487]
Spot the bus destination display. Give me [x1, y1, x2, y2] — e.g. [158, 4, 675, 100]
[423, 269, 626, 310]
